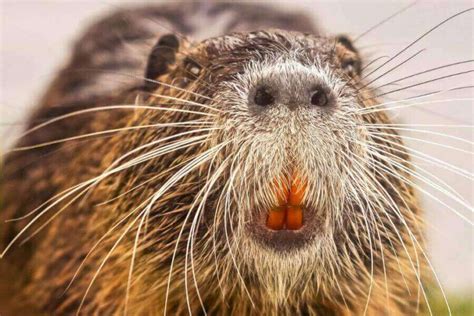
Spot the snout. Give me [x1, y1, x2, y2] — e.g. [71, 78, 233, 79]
[236, 62, 345, 252]
[248, 74, 336, 113]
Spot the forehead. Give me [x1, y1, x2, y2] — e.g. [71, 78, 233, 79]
[195, 30, 339, 81]
[213, 29, 330, 45]
[204, 30, 335, 59]
[240, 58, 337, 91]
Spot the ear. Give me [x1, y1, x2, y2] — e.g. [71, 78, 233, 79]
[335, 35, 361, 77]
[335, 35, 357, 53]
[144, 33, 180, 90]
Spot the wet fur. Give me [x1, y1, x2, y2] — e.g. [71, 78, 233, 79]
[1, 3, 425, 315]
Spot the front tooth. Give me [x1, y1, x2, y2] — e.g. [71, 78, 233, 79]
[286, 205, 303, 230]
[266, 206, 286, 230]
[289, 174, 307, 206]
[273, 178, 289, 206]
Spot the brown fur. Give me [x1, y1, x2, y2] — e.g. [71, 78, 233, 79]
[1, 4, 426, 316]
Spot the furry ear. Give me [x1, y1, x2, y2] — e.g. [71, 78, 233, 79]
[144, 33, 180, 90]
[335, 35, 357, 53]
[335, 35, 361, 77]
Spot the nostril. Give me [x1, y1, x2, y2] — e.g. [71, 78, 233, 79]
[310, 89, 329, 107]
[254, 86, 275, 107]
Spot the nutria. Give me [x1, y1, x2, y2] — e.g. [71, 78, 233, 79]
[2, 2, 449, 315]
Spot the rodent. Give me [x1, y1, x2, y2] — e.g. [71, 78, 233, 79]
[0, 2, 425, 315]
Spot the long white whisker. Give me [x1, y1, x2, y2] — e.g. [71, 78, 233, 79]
[359, 48, 426, 90]
[163, 140, 231, 316]
[372, 60, 474, 91]
[12, 104, 215, 145]
[185, 155, 233, 316]
[366, 130, 473, 155]
[82, 140, 228, 316]
[7, 128, 217, 222]
[149, 92, 221, 113]
[1, 132, 213, 257]
[349, 149, 452, 315]
[364, 123, 474, 128]
[369, 134, 473, 180]
[341, 151, 434, 315]
[364, 139, 473, 221]
[351, 86, 472, 114]
[9, 120, 213, 152]
[360, 98, 474, 115]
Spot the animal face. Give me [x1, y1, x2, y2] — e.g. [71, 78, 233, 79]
[142, 29, 416, 304]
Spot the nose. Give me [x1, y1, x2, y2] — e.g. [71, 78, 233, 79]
[251, 81, 333, 110]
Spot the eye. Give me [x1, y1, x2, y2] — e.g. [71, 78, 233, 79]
[189, 65, 201, 76]
[254, 86, 275, 106]
[341, 58, 360, 76]
[341, 60, 355, 72]
[184, 58, 202, 77]
[310, 89, 329, 107]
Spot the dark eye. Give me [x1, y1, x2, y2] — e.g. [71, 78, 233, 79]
[254, 87, 275, 106]
[341, 60, 355, 72]
[310, 90, 328, 107]
[184, 58, 202, 77]
[341, 59, 360, 76]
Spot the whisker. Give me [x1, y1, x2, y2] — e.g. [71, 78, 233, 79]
[364, 139, 473, 223]
[358, 48, 426, 90]
[64, 195, 153, 295]
[341, 151, 434, 314]
[351, 150, 452, 314]
[148, 91, 221, 113]
[366, 70, 474, 100]
[372, 59, 474, 91]
[9, 120, 213, 152]
[1, 133, 212, 257]
[76, 205, 150, 315]
[361, 8, 473, 80]
[6, 129, 215, 222]
[353, 85, 473, 114]
[124, 205, 149, 315]
[20, 136, 211, 246]
[354, 1, 418, 42]
[343, 168, 375, 315]
[366, 130, 473, 155]
[163, 140, 231, 316]
[361, 55, 391, 73]
[95, 154, 202, 207]
[13, 104, 215, 145]
[182, 150, 225, 315]
[360, 97, 474, 115]
[72, 68, 214, 101]
[185, 154, 233, 316]
[362, 135, 468, 204]
[364, 123, 474, 128]
[83, 140, 228, 316]
[222, 149, 256, 307]
[369, 134, 473, 181]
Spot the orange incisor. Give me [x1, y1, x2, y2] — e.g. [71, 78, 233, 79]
[266, 174, 307, 231]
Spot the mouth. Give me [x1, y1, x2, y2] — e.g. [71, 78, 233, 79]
[248, 174, 322, 252]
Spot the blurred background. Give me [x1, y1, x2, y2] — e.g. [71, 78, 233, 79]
[1, 0, 473, 313]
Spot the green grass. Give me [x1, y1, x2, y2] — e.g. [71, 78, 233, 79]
[430, 293, 473, 316]
[427, 287, 473, 316]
